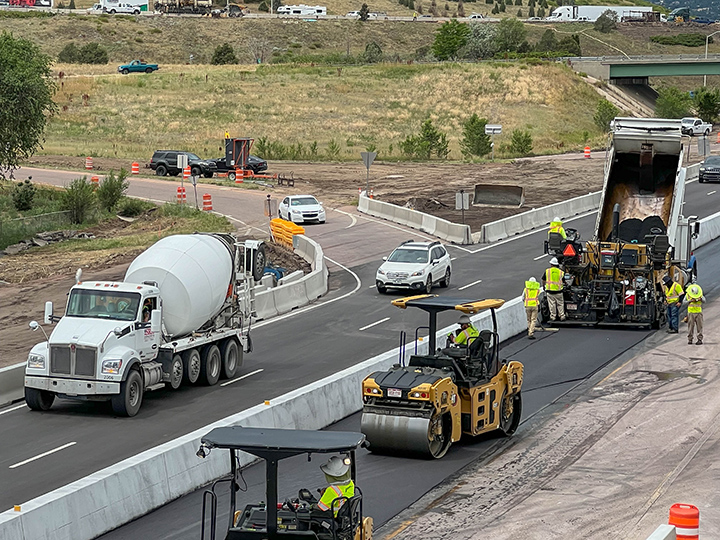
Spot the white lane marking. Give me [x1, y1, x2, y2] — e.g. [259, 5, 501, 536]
[0, 404, 26, 416]
[333, 208, 435, 241]
[344, 213, 357, 229]
[450, 257, 457, 261]
[458, 279, 482, 291]
[368, 285, 376, 289]
[359, 317, 390, 331]
[221, 368, 264, 387]
[220, 214, 269, 236]
[9, 442, 77, 469]
[708, 190, 716, 195]
[253, 255, 362, 329]
[533, 253, 548, 261]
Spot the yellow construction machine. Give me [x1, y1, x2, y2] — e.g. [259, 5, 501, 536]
[361, 295, 524, 459]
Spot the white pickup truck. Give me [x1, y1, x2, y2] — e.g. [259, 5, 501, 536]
[681, 117, 713, 137]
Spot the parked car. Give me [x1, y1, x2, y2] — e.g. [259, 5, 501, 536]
[87, 3, 103, 12]
[278, 195, 326, 224]
[375, 240, 452, 294]
[118, 60, 159, 75]
[210, 155, 268, 180]
[699, 155, 720, 183]
[681, 117, 712, 136]
[468, 13, 484, 19]
[149, 151, 217, 178]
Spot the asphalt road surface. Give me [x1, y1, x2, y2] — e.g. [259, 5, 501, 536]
[0, 170, 718, 516]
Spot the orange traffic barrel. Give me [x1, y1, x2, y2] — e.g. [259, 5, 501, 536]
[669, 503, 699, 539]
[176, 186, 186, 204]
[183, 166, 190, 181]
[716, 132, 720, 144]
[202, 193, 213, 211]
[131, 162, 139, 175]
[85, 157, 93, 170]
[584, 146, 591, 158]
[91, 176, 99, 189]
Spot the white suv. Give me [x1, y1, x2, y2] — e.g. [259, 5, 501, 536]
[376, 241, 452, 294]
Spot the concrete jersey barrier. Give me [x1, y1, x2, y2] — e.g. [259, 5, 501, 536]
[0, 298, 527, 540]
[0, 363, 24, 408]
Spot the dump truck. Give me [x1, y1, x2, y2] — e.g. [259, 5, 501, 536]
[24, 233, 266, 417]
[361, 296, 524, 459]
[543, 117, 699, 328]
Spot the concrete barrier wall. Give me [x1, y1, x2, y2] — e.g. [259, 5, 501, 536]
[694, 210, 720, 249]
[646, 525, 676, 540]
[255, 235, 328, 320]
[0, 298, 527, 540]
[358, 193, 472, 245]
[0, 363, 24, 408]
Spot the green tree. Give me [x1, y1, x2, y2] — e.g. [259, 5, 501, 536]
[558, 34, 581, 56]
[363, 42, 383, 63]
[510, 129, 533, 156]
[58, 42, 81, 63]
[594, 10, 617, 33]
[12, 179, 36, 211]
[68, 0, 76, 8]
[211, 43, 238, 65]
[0, 32, 57, 175]
[536, 5, 544, 17]
[79, 42, 109, 64]
[62, 177, 97, 224]
[457, 0, 465, 17]
[528, 5, 534, 17]
[401, 119, 450, 159]
[693, 86, 720, 123]
[460, 114, 491, 158]
[536, 29, 557, 52]
[358, 3, 369, 21]
[499, 2, 505, 11]
[463, 22, 498, 59]
[258, 1, 269, 12]
[491, 3, 498, 13]
[517, 8, 521, 16]
[655, 86, 692, 119]
[97, 169, 130, 212]
[432, 19, 470, 61]
[594, 99, 620, 132]
[496, 17, 526, 52]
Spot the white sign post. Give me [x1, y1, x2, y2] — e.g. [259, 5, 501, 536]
[485, 124, 502, 161]
[455, 189, 470, 224]
[177, 154, 189, 192]
[360, 151, 377, 196]
[191, 175, 199, 209]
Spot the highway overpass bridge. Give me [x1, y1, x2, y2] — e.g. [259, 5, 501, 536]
[570, 54, 720, 82]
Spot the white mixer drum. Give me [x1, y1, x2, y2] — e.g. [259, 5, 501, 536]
[124, 234, 233, 337]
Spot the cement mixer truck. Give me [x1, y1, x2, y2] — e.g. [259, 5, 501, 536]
[24, 233, 266, 417]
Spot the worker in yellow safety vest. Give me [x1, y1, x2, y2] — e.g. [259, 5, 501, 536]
[542, 257, 565, 322]
[663, 275, 683, 334]
[314, 456, 355, 516]
[548, 216, 567, 240]
[523, 277, 540, 340]
[685, 283, 705, 345]
[448, 314, 480, 347]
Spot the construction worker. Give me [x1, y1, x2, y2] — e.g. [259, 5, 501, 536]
[448, 314, 479, 346]
[315, 456, 355, 516]
[542, 257, 566, 322]
[523, 277, 540, 340]
[663, 275, 683, 334]
[685, 283, 705, 345]
[548, 216, 567, 240]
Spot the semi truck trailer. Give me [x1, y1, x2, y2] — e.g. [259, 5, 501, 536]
[24, 233, 265, 417]
[545, 5, 654, 22]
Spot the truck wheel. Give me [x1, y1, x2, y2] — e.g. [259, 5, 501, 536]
[182, 348, 201, 384]
[111, 369, 143, 417]
[228, 171, 236, 181]
[220, 338, 241, 379]
[144, 66, 152, 72]
[121, 68, 129, 75]
[25, 387, 55, 411]
[245, 243, 266, 282]
[204, 171, 214, 178]
[156, 164, 167, 176]
[191, 166, 201, 177]
[166, 354, 184, 390]
[199, 344, 221, 386]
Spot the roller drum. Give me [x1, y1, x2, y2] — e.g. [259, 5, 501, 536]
[361, 412, 452, 459]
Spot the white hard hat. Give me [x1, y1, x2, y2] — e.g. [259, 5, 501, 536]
[550, 257, 559, 266]
[529, 277, 537, 282]
[553, 216, 561, 222]
[321, 456, 350, 477]
[690, 285, 700, 295]
[458, 314, 471, 325]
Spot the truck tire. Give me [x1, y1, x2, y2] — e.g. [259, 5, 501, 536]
[25, 387, 55, 411]
[156, 164, 167, 177]
[144, 66, 152, 72]
[228, 171, 236, 181]
[121, 68, 129, 75]
[111, 369, 143, 417]
[166, 354, 184, 390]
[191, 166, 201, 177]
[245, 243, 266, 282]
[220, 338, 241, 379]
[204, 171, 214, 178]
[182, 348, 201, 384]
[199, 344, 221, 386]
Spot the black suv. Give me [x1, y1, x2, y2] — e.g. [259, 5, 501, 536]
[149, 151, 217, 178]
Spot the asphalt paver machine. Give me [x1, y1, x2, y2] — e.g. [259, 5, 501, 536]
[361, 295, 524, 459]
[198, 426, 373, 540]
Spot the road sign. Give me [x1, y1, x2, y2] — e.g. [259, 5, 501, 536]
[485, 124, 502, 135]
[361, 151, 377, 170]
[191, 175, 198, 187]
[455, 191, 470, 210]
[177, 154, 188, 170]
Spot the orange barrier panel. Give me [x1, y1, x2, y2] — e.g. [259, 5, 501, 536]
[176, 186, 186, 205]
[270, 218, 305, 248]
[584, 146, 591, 158]
[85, 157, 93, 170]
[202, 193, 213, 211]
[131, 162, 139, 175]
[669, 503, 699, 539]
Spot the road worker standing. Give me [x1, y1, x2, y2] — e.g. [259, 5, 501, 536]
[685, 283, 705, 345]
[542, 257, 565, 322]
[663, 275, 683, 334]
[523, 277, 540, 340]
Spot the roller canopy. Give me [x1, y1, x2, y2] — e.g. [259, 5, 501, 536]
[202, 426, 365, 457]
[392, 295, 505, 313]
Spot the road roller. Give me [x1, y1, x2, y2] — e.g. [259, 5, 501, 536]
[361, 295, 524, 459]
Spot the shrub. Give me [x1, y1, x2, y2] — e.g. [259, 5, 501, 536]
[258, 1, 269, 11]
[460, 114, 491, 158]
[432, 19, 470, 60]
[655, 86, 692, 119]
[62, 177, 96, 224]
[463, 21, 498, 59]
[401, 119, 450, 159]
[496, 17, 526, 52]
[359, 3, 369, 21]
[12, 179, 36, 211]
[79, 42, 108, 64]
[510, 129, 533, 156]
[363, 42, 383, 63]
[594, 99, 620, 132]
[97, 169, 130, 212]
[650, 34, 710, 47]
[117, 197, 152, 217]
[692, 86, 720, 123]
[211, 43, 238, 65]
[594, 10, 617, 33]
[58, 42, 81, 63]
[558, 34, 582, 56]
[326, 139, 341, 159]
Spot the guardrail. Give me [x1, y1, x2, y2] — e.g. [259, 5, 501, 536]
[0, 296, 527, 540]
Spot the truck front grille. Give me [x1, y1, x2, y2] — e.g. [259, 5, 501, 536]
[50, 346, 71, 374]
[50, 345, 97, 378]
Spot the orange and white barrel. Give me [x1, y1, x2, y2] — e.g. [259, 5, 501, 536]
[584, 146, 591, 158]
[85, 157, 93, 170]
[91, 176, 99, 189]
[183, 166, 190, 181]
[131, 162, 140, 175]
[202, 193, 213, 211]
[176, 186, 186, 204]
[669, 503, 699, 540]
